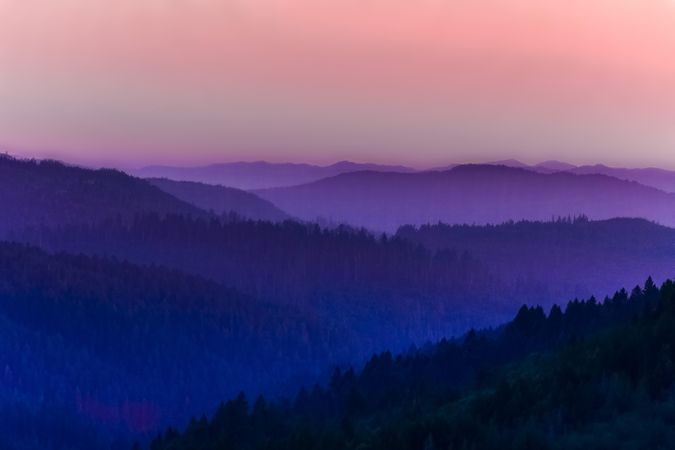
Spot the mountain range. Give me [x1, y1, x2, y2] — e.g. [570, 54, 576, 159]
[131, 161, 415, 190]
[476, 159, 675, 193]
[4, 152, 675, 449]
[130, 158, 675, 197]
[0, 156, 297, 234]
[566, 164, 675, 194]
[256, 164, 675, 232]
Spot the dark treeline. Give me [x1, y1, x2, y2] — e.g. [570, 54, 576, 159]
[398, 216, 675, 301]
[14, 213, 487, 300]
[11, 214, 510, 345]
[0, 242, 352, 450]
[147, 277, 674, 450]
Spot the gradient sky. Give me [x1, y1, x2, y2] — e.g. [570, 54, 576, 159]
[1, 0, 674, 168]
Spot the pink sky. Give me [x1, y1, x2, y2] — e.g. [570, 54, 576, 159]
[1, 0, 674, 168]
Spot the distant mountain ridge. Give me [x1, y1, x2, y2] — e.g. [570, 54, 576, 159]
[534, 160, 577, 171]
[6, 154, 675, 235]
[485, 159, 675, 193]
[256, 164, 675, 232]
[132, 160, 415, 190]
[132, 157, 675, 194]
[431, 160, 675, 194]
[566, 164, 675, 194]
[147, 178, 290, 222]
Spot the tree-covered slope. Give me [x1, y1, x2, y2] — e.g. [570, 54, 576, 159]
[11, 214, 507, 349]
[147, 278, 675, 450]
[398, 217, 675, 301]
[0, 242, 348, 450]
[0, 155, 205, 235]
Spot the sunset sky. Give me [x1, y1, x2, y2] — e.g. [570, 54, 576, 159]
[1, 0, 674, 168]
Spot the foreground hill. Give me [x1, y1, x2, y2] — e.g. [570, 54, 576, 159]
[147, 178, 290, 222]
[132, 160, 414, 190]
[398, 217, 675, 300]
[256, 165, 675, 232]
[0, 155, 204, 234]
[0, 241, 349, 450]
[148, 278, 674, 450]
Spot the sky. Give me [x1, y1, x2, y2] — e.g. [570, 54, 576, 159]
[1, 0, 674, 169]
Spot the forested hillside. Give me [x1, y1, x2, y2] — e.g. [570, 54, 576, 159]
[0, 156, 204, 234]
[147, 278, 675, 450]
[11, 215, 507, 347]
[0, 242, 353, 450]
[14, 215, 675, 318]
[4, 156, 674, 450]
[398, 217, 675, 300]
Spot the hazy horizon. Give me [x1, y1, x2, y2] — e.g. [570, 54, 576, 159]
[4, 147, 675, 173]
[2, 0, 674, 169]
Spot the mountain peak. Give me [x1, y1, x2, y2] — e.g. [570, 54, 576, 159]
[535, 160, 577, 171]
[327, 160, 360, 169]
[487, 159, 529, 168]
